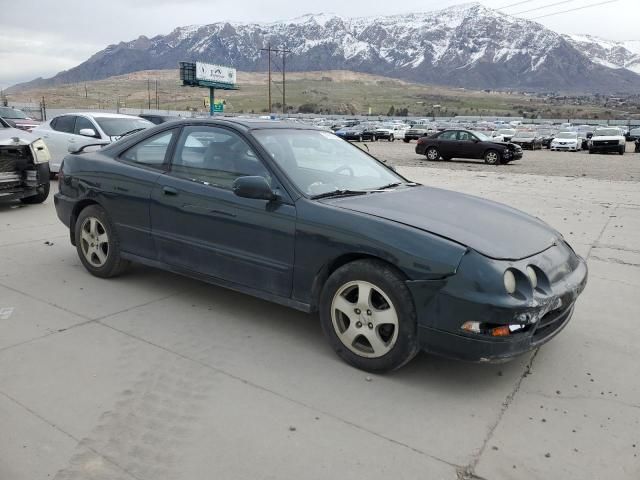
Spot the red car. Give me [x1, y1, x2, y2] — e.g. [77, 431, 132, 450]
[0, 106, 40, 132]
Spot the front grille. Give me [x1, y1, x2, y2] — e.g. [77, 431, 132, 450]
[531, 303, 573, 344]
[593, 140, 618, 146]
[0, 157, 17, 173]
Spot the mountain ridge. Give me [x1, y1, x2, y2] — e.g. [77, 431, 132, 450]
[10, 3, 640, 93]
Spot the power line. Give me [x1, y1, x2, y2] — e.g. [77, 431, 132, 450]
[496, 0, 531, 9]
[512, 0, 575, 15]
[528, 0, 619, 18]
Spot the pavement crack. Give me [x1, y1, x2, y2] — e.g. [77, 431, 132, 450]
[527, 391, 640, 409]
[97, 321, 462, 472]
[465, 349, 540, 475]
[0, 389, 142, 480]
[589, 255, 640, 268]
[586, 209, 617, 261]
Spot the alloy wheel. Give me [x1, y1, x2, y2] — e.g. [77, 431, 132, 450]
[331, 280, 399, 358]
[80, 217, 109, 267]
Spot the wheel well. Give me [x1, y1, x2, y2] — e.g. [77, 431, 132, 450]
[309, 253, 407, 312]
[69, 199, 100, 246]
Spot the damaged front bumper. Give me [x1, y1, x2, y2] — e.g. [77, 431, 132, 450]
[0, 139, 50, 201]
[408, 241, 588, 362]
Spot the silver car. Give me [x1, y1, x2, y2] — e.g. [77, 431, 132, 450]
[33, 113, 153, 173]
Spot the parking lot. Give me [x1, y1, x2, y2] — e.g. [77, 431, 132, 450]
[1, 150, 639, 480]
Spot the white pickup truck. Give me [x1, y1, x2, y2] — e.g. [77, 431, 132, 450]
[588, 127, 626, 155]
[374, 124, 408, 142]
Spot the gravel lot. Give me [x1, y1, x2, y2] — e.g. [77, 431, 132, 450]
[364, 140, 640, 182]
[0, 159, 638, 480]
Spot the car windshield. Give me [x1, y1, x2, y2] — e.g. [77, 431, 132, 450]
[0, 107, 28, 119]
[471, 131, 491, 141]
[556, 132, 577, 139]
[253, 129, 405, 197]
[594, 128, 620, 136]
[513, 131, 534, 139]
[497, 129, 515, 135]
[94, 117, 153, 137]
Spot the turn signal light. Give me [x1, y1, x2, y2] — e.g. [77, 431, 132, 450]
[491, 326, 511, 337]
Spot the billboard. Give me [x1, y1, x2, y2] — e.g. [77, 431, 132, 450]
[196, 62, 236, 85]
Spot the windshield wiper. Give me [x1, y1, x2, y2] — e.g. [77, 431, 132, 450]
[377, 182, 418, 190]
[311, 189, 373, 200]
[116, 128, 147, 139]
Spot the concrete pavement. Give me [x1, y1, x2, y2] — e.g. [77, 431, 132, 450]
[0, 167, 638, 479]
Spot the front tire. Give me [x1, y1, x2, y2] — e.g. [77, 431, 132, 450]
[20, 181, 50, 204]
[403, 138, 410, 143]
[425, 146, 440, 161]
[75, 205, 130, 278]
[319, 260, 419, 372]
[619, 146, 625, 155]
[484, 149, 501, 165]
[389, 135, 394, 142]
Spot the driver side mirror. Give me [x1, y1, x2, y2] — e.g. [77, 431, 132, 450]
[79, 128, 97, 138]
[232, 176, 277, 201]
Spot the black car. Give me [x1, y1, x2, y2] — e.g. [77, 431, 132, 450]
[335, 125, 378, 142]
[54, 119, 587, 371]
[416, 129, 523, 165]
[138, 114, 181, 125]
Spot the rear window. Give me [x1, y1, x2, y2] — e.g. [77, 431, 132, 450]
[0, 107, 28, 119]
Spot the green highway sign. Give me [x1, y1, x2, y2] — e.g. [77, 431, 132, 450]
[213, 102, 224, 113]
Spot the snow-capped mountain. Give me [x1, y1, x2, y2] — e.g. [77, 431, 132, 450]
[565, 34, 640, 75]
[12, 3, 640, 92]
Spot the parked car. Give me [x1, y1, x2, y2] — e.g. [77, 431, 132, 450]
[404, 126, 433, 142]
[588, 127, 626, 155]
[550, 132, 581, 151]
[54, 119, 587, 371]
[138, 114, 181, 125]
[374, 123, 407, 142]
[492, 128, 516, 142]
[511, 130, 544, 150]
[0, 117, 51, 204]
[335, 125, 377, 142]
[415, 129, 523, 165]
[0, 106, 40, 132]
[625, 127, 640, 141]
[33, 113, 153, 174]
[537, 129, 557, 149]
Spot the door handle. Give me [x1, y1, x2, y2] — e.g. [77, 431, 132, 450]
[162, 186, 178, 196]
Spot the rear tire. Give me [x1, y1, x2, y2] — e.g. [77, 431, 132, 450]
[403, 139, 410, 143]
[75, 205, 130, 278]
[20, 181, 50, 205]
[484, 149, 501, 165]
[319, 259, 420, 372]
[425, 146, 440, 161]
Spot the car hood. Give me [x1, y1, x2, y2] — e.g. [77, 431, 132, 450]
[0, 127, 39, 144]
[591, 135, 623, 141]
[323, 186, 559, 260]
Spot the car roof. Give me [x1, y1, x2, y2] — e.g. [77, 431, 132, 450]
[54, 112, 144, 119]
[167, 118, 321, 131]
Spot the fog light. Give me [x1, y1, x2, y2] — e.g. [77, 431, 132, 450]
[491, 326, 511, 337]
[526, 266, 537, 289]
[504, 270, 516, 294]
[461, 321, 481, 333]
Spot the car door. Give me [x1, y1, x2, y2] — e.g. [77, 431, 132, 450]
[41, 115, 77, 170]
[455, 131, 480, 158]
[150, 124, 296, 298]
[72, 115, 104, 150]
[436, 130, 458, 158]
[108, 128, 179, 259]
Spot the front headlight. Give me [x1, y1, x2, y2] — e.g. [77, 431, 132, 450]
[619, 139, 625, 145]
[504, 270, 517, 294]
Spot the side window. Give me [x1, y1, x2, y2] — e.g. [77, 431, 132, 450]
[74, 116, 98, 137]
[439, 131, 457, 140]
[170, 126, 270, 190]
[458, 131, 471, 141]
[120, 130, 175, 168]
[52, 115, 76, 134]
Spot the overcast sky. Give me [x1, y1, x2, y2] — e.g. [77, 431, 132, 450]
[1, 0, 637, 88]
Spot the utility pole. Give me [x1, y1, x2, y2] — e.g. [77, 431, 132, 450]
[155, 80, 159, 109]
[260, 43, 291, 115]
[147, 79, 151, 109]
[84, 84, 88, 99]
